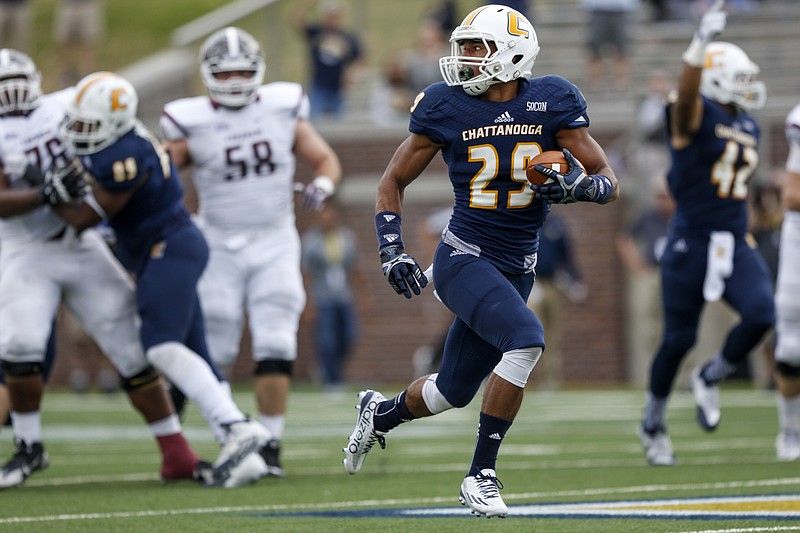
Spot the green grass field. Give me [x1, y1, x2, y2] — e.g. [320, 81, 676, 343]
[1, 384, 798, 532]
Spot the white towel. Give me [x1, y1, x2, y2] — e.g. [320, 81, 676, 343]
[702, 231, 734, 302]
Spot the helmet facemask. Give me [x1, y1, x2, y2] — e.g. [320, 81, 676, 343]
[0, 48, 41, 115]
[199, 27, 266, 108]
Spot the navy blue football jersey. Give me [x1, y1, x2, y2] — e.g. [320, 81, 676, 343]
[79, 123, 186, 273]
[665, 96, 760, 237]
[410, 76, 589, 274]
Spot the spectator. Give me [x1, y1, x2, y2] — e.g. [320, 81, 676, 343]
[369, 57, 414, 125]
[526, 212, 587, 390]
[629, 69, 673, 213]
[301, 202, 364, 394]
[616, 178, 674, 386]
[291, 0, 363, 120]
[370, 18, 447, 125]
[54, 0, 105, 85]
[0, 0, 30, 52]
[403, 19, 449, 96]
[580, 0, 640, 94]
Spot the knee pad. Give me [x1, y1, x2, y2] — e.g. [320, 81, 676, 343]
[422, 374, 454, 414]
[776, 361, 800, 378]
[120, 364, 162, 392]
[1, 360, 43, 379]
[254, 359, 294, 377]
[493, 347, 543, 388]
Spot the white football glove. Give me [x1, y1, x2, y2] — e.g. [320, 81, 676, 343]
[683, 0, 726, 67]
[696, 0, 726, 44]
[301, 176, 335, 212]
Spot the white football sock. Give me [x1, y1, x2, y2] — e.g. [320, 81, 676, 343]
[258, 414, 284, 442]
[777, 394, 800, 433]
[11, 411, 42, 445]
[147, 342, 245, 443]
[148, 414, 182, 437]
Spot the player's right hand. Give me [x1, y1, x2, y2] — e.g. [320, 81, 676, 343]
[696, 0, 726, 44]
[531, 149, 593, 204]
[379, 245, 428, 299]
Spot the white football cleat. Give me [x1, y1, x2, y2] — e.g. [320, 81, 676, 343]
[459, 469, 508, 518]
[220, 452, 268, 488]
[212, 419, 270, 487]
[638, 425, 676, 466]
[776, 429, 800, 462]
[691, 366, 721, 431]
[343, 390, 387, 475]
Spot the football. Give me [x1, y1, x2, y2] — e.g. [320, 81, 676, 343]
[525, 150, 584, 186]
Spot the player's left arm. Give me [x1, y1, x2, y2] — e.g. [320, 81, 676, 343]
[294, 118, 342, 211]
[295, 119, 342, 187]
[555, 126, 619, 204]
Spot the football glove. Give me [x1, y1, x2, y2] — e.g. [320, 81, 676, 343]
[380, 245, 428, 299]
[530, 149, 599, 204]
[301, 176, 335, 212]
[696, 0, 726, 44]
[39, 159, 90, 206]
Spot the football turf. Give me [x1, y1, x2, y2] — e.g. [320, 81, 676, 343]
[1, 385, 798, 532]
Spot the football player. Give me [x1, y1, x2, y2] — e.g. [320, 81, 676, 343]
[638, 0, 775, 466]
[159, 27, 342, 477]
[342, 5, 618, 518]
[0, 49, 205, 488]
[774, 103, 800, 461]
[50, 71, 272, 488]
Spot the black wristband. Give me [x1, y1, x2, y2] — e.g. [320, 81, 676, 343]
[375, 211, 403, 251]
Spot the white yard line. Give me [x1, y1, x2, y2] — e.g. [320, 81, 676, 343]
[4, 477, 799, 525]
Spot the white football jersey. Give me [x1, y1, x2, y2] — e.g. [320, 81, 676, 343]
[0, 88, 75, 242]
[786, 103, 800, 175]
[775, 104, 800, 365]
[161, 82, 310, 234]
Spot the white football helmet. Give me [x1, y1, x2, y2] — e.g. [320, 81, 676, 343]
[701, 42, 766, 111]
[61, 72, 138, 155]
[199, 27, 265, 108]
[0, 48, 42, 115]
[439, 4, 539, 96]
